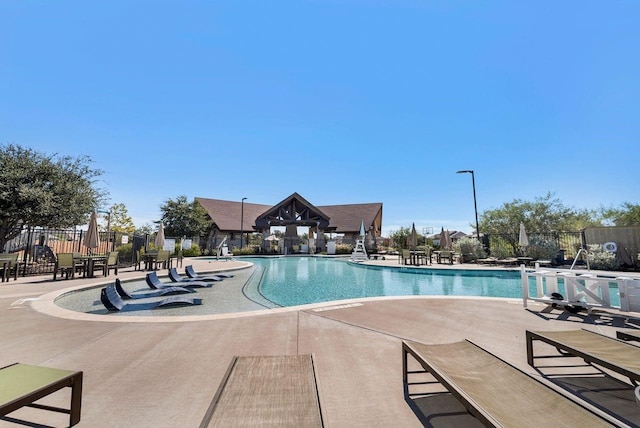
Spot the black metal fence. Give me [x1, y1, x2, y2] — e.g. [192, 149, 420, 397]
[484, 231, 585, 262]
[2, 226, 133, 277]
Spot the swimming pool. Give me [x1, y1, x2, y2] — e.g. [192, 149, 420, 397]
[249, 257, 525, 307]
[54, 257, 531, 317]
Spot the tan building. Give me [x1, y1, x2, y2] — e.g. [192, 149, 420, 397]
[196, 192, 383, 254]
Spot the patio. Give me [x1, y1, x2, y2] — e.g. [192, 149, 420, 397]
[2, 258, 640, 427]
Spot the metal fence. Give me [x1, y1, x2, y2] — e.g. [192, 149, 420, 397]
[2, 226, 127, 277]
[484, 231, 584, 262]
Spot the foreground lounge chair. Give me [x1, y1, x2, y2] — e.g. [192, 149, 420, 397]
[146, 271, 212, 289]
[402, 339, 613, 427]
[168, 267, 221, 283]
[526, 329, 640, 385]
[185, 265, 232, 280]
[101, 284, 202, 311]
[617, 330, 640, 342]
[114, 278, 194, 299]
[199, 355, 324, 427]
[1, 363, 83, 427]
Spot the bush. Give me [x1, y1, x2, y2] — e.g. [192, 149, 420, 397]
[587, 244, 620, 271]
[453, 237, 485, 261]
[335, 244, 353, 254]
[116, 243, 133, 263]
[526, 236, 559, 261]
[232, 246, 258, 256]
[182, 243, 201, 257]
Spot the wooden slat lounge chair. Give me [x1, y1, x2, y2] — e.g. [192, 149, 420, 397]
[200, 355, 323, 428]
[1, 363, 83, 427]
[402, 340, 614, 427]
[101, 284, 202, 311]
[146, 271, 212, 289]
[526, 330, 640, 385]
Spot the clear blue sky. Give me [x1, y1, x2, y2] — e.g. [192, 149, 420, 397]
[2, 1, 639, 236]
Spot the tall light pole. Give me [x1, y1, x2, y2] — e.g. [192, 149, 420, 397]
[456, 170, 480, 242]
[240, 197, 247, 249]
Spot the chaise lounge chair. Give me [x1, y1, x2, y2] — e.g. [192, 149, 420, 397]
[101, 283, 202, 311]
[114, 278, 195, 299]
[402, 339, 614, 427]
[199, 355, 324, 427]
[526, 329, 640, 385]
[168, 267, 221, 283]
[146, 271, 212, 289]
[185, 265, 233, 280]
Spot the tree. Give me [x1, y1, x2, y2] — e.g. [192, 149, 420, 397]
[480, 193, 601, 235]
[601, 202, 640, 226]
[479, 193, 602, 255]
[159, 195, 210, 237]
[100, 203, 135, 234]
[389, 227, 411, 250]
[0, 144, 106, 251]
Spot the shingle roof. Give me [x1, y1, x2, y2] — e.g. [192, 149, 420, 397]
[195, 195, 382, 234]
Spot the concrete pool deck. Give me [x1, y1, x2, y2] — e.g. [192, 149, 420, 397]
[2, 257, 640, 427]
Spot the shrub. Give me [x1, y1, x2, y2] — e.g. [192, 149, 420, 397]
[116, 243, 133, 263]
[453, 237, 485, 261]
[182, 243, 201, 257]
[587, 244, 620, 271]
[526, 236, 559, 261]
[335, 244, 353, 254]
[490, 245, 514, 260]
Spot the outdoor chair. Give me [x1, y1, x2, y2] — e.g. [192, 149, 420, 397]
[146, 271, 212, 289]
[200, 355, 324, 427]
[526, 329, 640, 385]
[0, 363, 83, 427]
[0, 253, 19, 282]
[155, 250, 171, 270]
[402, 339, 613, 427]
[438, 250, 453, 264]
[101, 251, 119, 276]
[53, 253, 77, 280]
[167, 268, 215, 286]
[401, 249, 411, 265]
[100, 283, 202, 311]
[185, 265, 232, 280]
[113, 278, 194, 299]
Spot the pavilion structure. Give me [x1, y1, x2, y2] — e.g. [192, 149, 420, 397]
[195, 193, 383, 254]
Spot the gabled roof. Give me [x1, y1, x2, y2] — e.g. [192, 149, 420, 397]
[196, 194, 383, 234]
[195, 197, 271, 232]
[317, 203, 382, 234]
[255, 192, 331, 229]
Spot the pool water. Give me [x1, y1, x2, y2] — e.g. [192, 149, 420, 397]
[249, 257, 527, 307]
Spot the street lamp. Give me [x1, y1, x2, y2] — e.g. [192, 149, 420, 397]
[456, 170, 480, 242]
[240, 197, 247, 249]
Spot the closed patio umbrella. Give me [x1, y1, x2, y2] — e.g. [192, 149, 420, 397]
[84, 211, 100, 255]
[519, 223, 529, 255]
[359, 220, 366, 238]
[410, 223, 418, 249]
[155, 223, 165, 250]
[439, 227, 452, 250]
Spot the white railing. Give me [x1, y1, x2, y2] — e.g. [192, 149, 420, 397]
[521, 265, 640, 314]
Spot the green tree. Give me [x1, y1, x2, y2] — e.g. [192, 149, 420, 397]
[389, 227, 411, 250]
[0, 144, 106, 251]
[134, 223, 154, 235]
[480, 193, 601, 255]
[101, 203, 135, 234]
[480, 193, 600, 235]
[160, 195, 210, 237]
[601, 202, 640, 226]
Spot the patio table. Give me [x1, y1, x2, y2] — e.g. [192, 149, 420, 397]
[79, 255, 107, 278]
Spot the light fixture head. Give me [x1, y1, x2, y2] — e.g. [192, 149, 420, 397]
[456, 170, 473, 174]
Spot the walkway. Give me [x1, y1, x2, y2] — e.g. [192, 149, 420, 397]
[1, 258, 640, 427]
